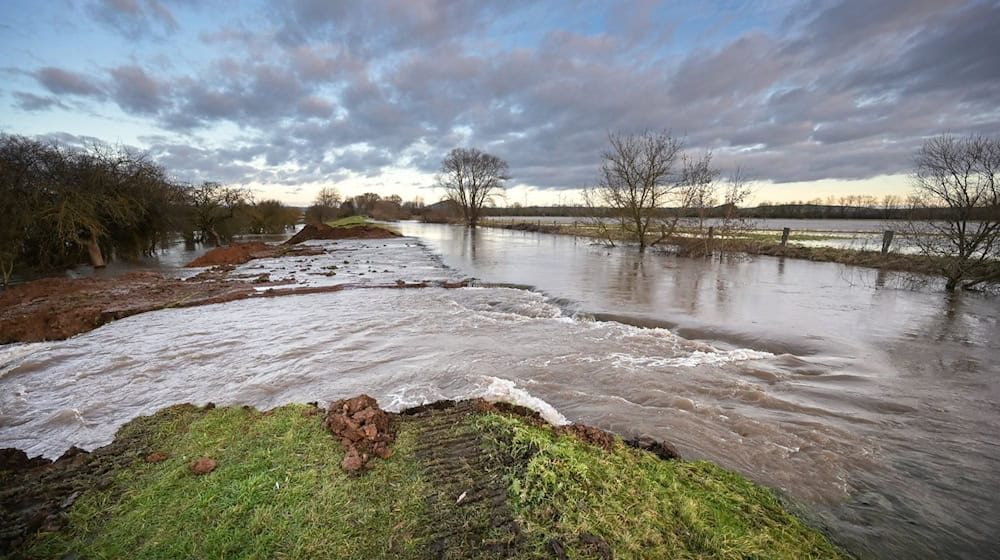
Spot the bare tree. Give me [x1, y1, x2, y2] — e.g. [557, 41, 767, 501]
[586, 130, 714, 252]
[305, 186, 341, 223]
[678, 152, 721, 232]
[904, 135, 1000, 291]
[712, 167, 755, 254]
[438, 148, 510, 227]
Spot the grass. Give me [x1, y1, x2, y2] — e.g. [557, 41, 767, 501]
[476, 413, 848, 559]
[21, 404, 429, 559]
[324, 215, 402, 235]
[14, 404, 849, 559]
[325, 215, 370, 228]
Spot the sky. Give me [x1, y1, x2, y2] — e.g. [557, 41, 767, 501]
[1, 0, 998, 207]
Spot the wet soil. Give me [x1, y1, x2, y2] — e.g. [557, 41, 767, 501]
[401, 399, 528, 558]
[185, 242, 324, 267]
[0, 271, 254, 344]
[285, 223, 401, 245]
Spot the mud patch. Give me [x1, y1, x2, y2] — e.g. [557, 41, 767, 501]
[185, 242, 324, 267]
[405, 400, 527, 558]
[624, 435, 682, 460]
[0, 272, 254, 344]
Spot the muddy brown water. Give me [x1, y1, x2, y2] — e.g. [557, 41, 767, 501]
[1, 223, 998, 558]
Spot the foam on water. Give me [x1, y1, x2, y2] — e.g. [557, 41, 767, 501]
[475, 376, 569, 425]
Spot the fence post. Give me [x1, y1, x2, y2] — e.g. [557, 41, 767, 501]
[781, 227, 790, 247]
[882, 230, 894, 254]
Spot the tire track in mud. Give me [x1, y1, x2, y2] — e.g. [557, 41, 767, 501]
[403, 402, 525, 559]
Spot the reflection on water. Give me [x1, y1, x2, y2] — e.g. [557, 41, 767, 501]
[1, 222, 998, 559]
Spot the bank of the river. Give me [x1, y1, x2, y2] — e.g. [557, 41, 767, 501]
[0, 221, 410, 345]
[1, 398, 848, 559]
[485, 220, 1000, 287]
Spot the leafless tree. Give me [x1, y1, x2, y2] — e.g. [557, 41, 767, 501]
[712, 167, 756, 254]
[904, 135, 1000, 291]
[586, 130, 715, 252]
[305, 186, 342, 223]
[438, 148, 510, 227]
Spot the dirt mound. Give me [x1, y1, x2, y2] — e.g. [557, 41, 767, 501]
[185, 242, 278, 267]
[323, 395, 396, 474]
[285, 223, 401, 245]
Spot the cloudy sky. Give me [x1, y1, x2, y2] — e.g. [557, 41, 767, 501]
[2, 0, 997, 206]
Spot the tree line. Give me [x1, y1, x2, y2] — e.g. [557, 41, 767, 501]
[0, 135, 300, 285]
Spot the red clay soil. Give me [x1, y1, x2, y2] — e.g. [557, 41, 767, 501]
[185, 242, 325, 267]
[0, 271, 255, 345]
[285, 223, 401, 245]
[323, 395, 397, 474]
[185, 242, 275, 267]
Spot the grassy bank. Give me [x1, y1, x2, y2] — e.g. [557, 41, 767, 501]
[326, 215, 401, 235]
[4, 401, 849, 559]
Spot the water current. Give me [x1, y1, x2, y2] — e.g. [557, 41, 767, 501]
[1, 223, 998, 558]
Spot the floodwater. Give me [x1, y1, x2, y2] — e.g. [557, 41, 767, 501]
[2, 223, 999, 559]
[487, 216, 914, 251]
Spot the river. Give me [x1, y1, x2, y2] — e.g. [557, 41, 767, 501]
[1, 222, 998, 558]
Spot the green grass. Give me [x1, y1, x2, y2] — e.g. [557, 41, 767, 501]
[477, 414, 848, 560]
[17, 405, 849, 559]
[324, 215, 402, 235]
[22, 404, 428, 559]
[325, 215, 370, 227]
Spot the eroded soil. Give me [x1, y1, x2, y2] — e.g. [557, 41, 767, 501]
[0, 271, 254, 344]
[185, 242, 324, 267]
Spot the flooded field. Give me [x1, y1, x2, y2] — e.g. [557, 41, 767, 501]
[2, 224, 998, 559]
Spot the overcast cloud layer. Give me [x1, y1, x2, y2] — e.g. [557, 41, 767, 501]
[1, 0, 998, 201]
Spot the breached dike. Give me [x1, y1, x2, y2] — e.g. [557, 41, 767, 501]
[0, 397, 849, 559]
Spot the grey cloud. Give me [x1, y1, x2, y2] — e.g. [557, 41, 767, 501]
[109, 65, 165, 114]
[297, 96, 335, 119]
[35, 67, 104, 97]
[13, 91, 69, 111]
[669, 33, 786, 100]
[18, 0, 999, 192]
[87, 0, 180, 39]
[845, 2, 1000, 103]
